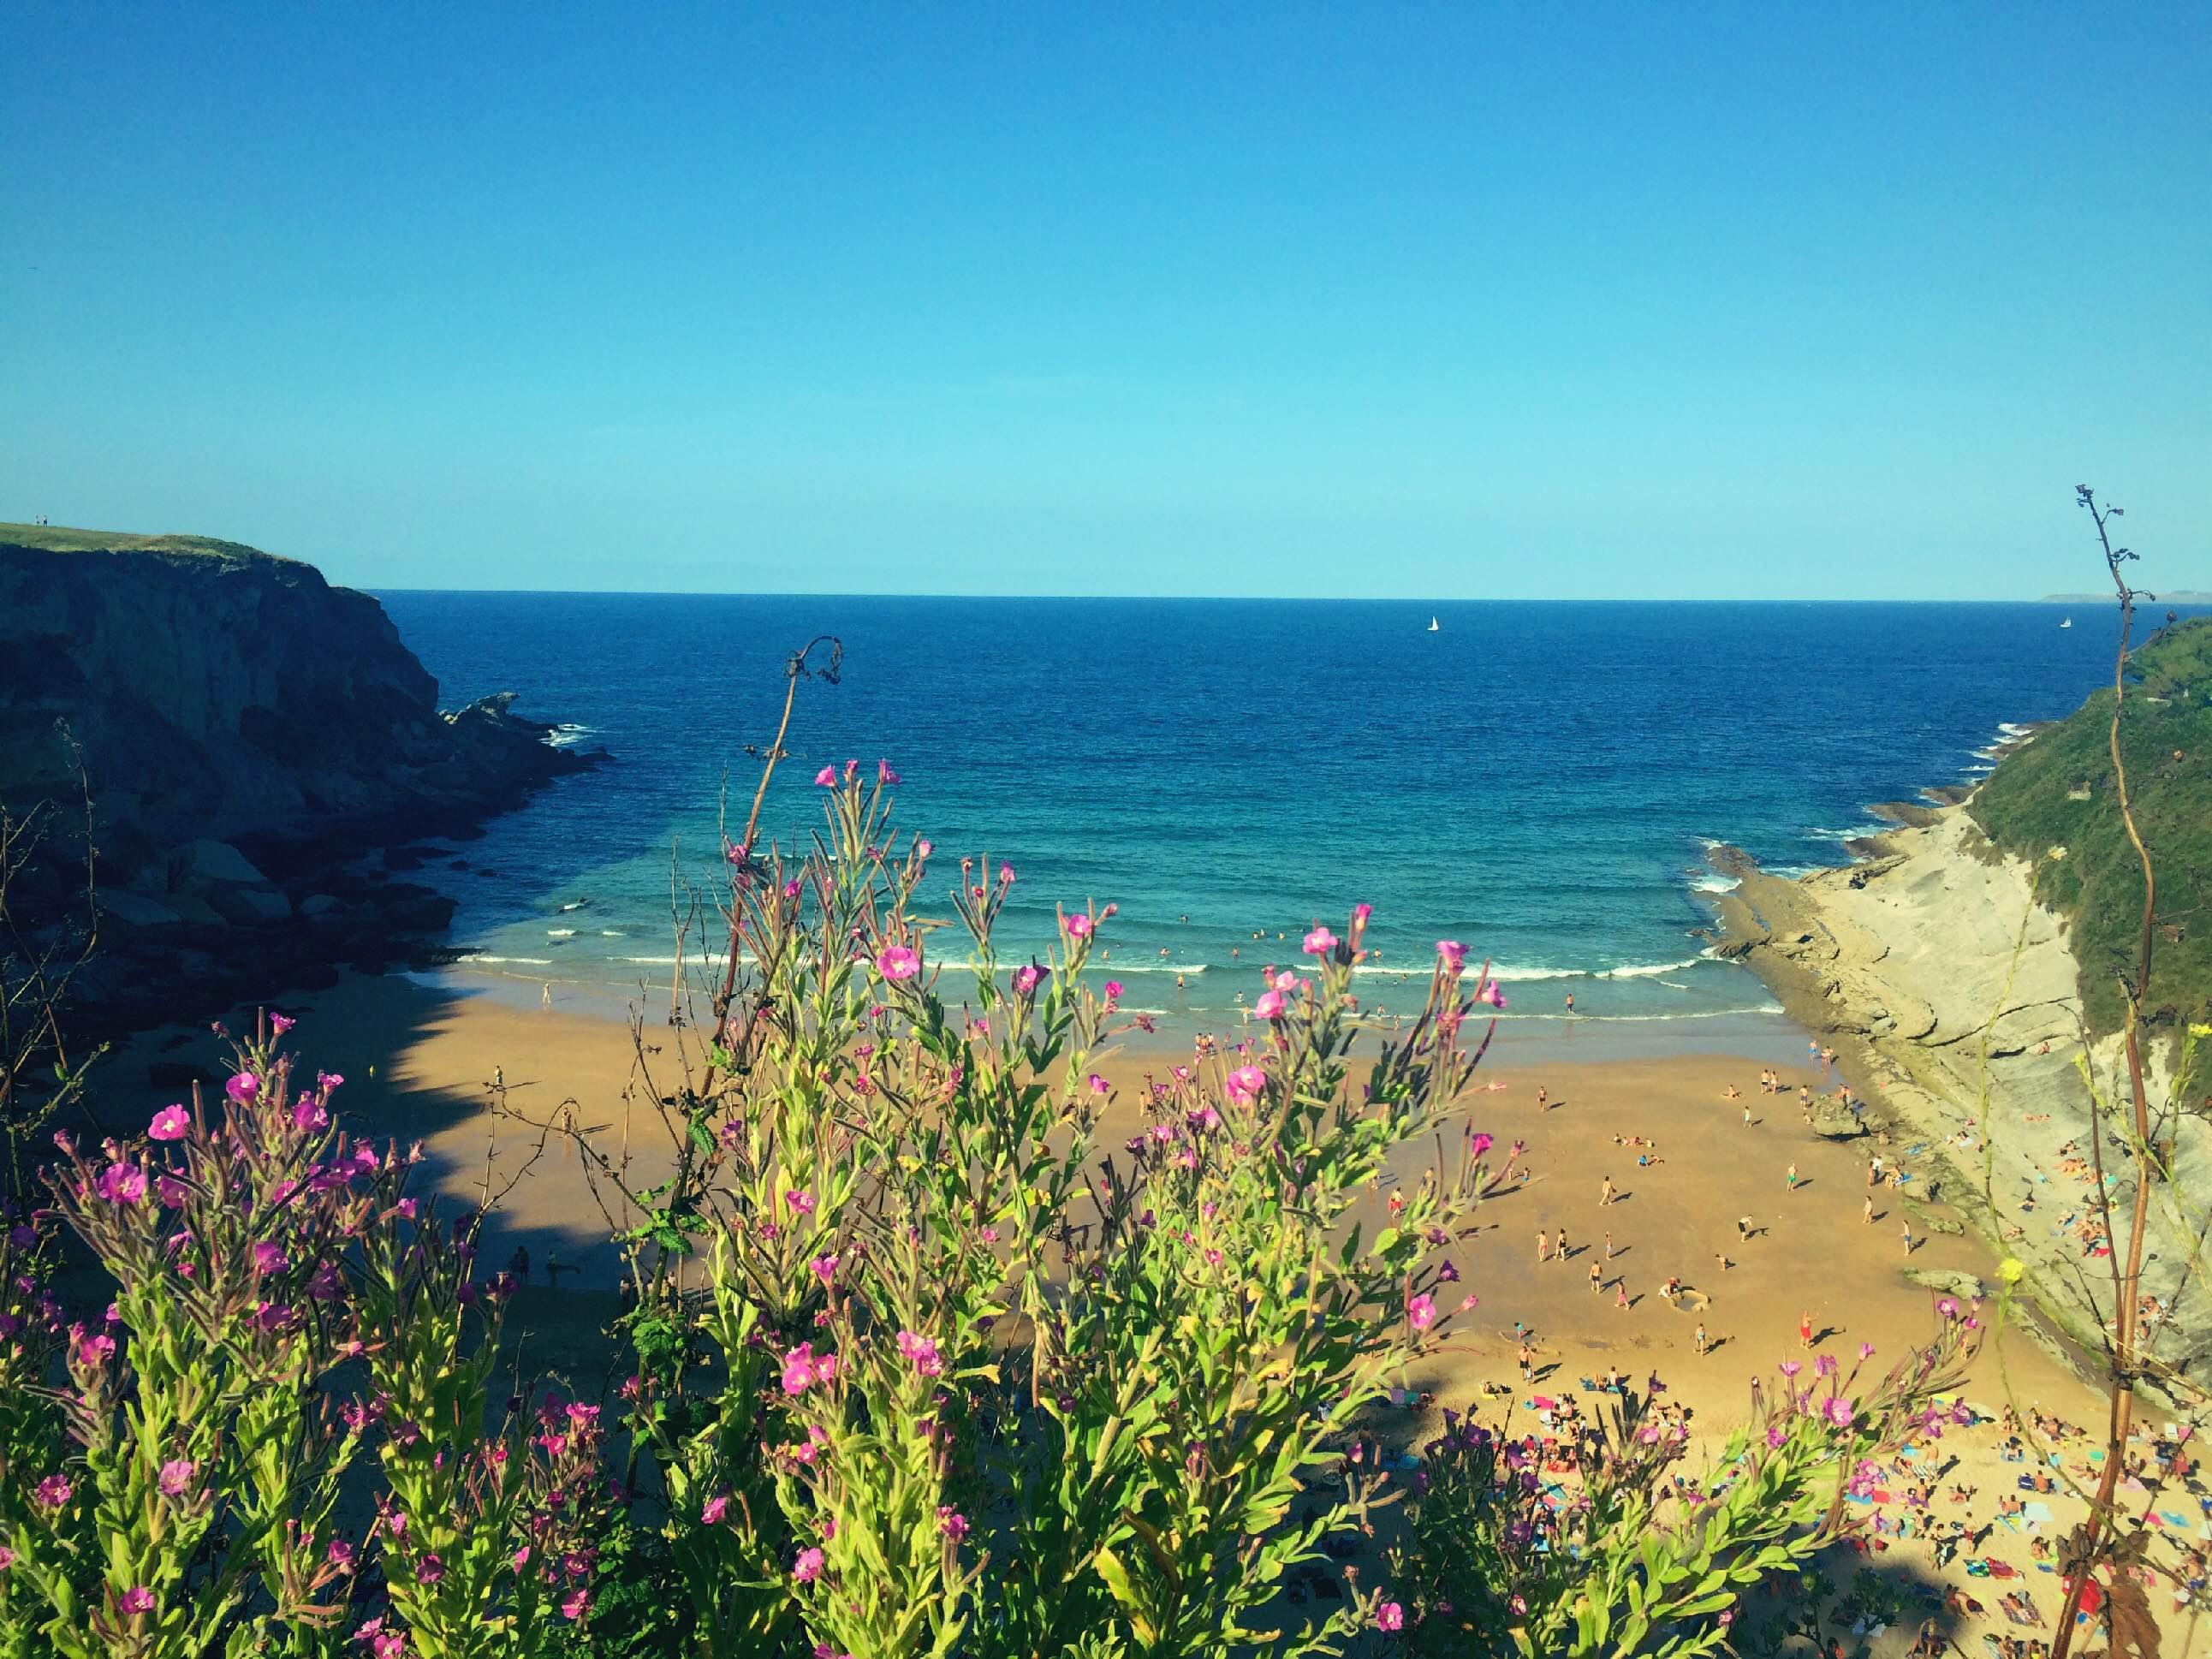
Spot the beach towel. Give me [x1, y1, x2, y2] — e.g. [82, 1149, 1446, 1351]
[2022, 1501, 2054, 1524]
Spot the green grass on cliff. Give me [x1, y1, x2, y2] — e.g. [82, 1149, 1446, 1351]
[1970, 614, 2212, 1038]
[0, 522, 286, 565]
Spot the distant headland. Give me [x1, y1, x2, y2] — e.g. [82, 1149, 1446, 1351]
[0, 521, 607, 1034]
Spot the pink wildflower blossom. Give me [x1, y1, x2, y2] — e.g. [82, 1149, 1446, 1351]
[877, 945, 920, 981]
[793, 1546, 824, 1583]
[1301, 927, 1336, 956]
[1435, 940, 1466, 975]
[877, 759, 900, 784]
[225, 1072, 259, 1103]
[120, 1587, 156, 1616]
[895, 1329, 944, 1377]
[1064, 912, 1092, 937]
[1224, 1066, 1265, 1104]
[813, 764, 838, 786]
[702, 1493, 730, 1525]
[148, 1103, 190, 1141]
[1406, 1293, 1436, 1332]
[1377, 1601, 1405, 1632]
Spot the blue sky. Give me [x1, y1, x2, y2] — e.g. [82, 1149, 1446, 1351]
[4, 5, 2207, 598]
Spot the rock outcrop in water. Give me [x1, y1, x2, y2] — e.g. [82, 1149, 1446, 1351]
[0, 523, 604, 1028]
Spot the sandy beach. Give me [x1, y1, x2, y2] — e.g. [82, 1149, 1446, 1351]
[80, 970, 2201, 1650]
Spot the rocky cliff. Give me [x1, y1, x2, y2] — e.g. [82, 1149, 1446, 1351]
[1710, 804, 2206, 1395]
[0, 523, 603, 1026]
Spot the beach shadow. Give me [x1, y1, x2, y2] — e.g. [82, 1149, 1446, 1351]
[1811, 1326, 1843, 1346]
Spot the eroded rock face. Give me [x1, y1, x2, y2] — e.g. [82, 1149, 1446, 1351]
[1710, 812, 2209, 1396]
[0, 533, 589, 866]
[1, 527, 604, 1030]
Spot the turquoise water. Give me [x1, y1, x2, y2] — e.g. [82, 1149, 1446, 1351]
[372, 596, 2182, 1048]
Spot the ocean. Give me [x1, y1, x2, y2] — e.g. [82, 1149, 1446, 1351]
[372, 595, 2176, 1055]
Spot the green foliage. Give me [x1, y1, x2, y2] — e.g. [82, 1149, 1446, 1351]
[1969, 615, 2212, 1037]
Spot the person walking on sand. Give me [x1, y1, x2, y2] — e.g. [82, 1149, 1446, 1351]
[1742, 1102, 1752, 1127]
[1864, 1195, 1876, 1225]
[1735, 1215, 1751, 1242]
[1600, 1176, 1616, 1206]
[1589, 1261, 1603, 1294]
[1785, 1163, 1799, 1192]
[1799, 1311, 1814, 1350]
[1615, 1281, 1631, 1311]
[1537, 1229, 1551, 1264]
[1901, 1221, 1914, 1256]
[1555, 1225, 1568, 1258]
[1694, 1323, 1709, 1357]
[1536, 1085, 1548, 1110]
[1517, 1342, 1534, 1382]
[1603, 1230, 1614, 1261]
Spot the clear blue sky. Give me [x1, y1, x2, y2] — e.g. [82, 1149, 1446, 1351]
[4, 4, 2207, 598]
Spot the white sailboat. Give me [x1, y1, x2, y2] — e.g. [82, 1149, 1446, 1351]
[2060, 617, 2072, 628]
[1428, 615, 1439, 632]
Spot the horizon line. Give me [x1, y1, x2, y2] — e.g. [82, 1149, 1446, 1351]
[366, 587, 2209, 605]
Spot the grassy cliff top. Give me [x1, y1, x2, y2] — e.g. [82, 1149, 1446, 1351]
[1970, 614, 2212, 1038]
[0, 522, 293, 566]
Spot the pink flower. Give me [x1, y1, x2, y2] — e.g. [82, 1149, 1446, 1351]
[877, 944, 920, 981]
[119, 1586, 156, 1616]
[1435, 941, 1466, 976]
[793, 1546, 824, 1583]
[1377, 1600, 1405, 1632]
[271, 1014, 296, 1034]
[1469, 1132, 1494, 1157]
[1224, 1066, 1265, 1104]
[877, 760, 900, 784]
[1823, 1396, 1856, 1429]
[937, 1506, 969, 1539]
[895, 1329, 944, 1377]
[1065, 912, 1092, 938]
[34, 1475, 70, 1507]
[0, 1547, 13, 1571]
[1406, 1293, 1436, 1332]
[225, 1072, 259, 1103]
[1476, 982, 1507, 1008]
[782, 1343, 825, 1396]
[255, 1241, 290, 1275]
[96, 1162, 147, 1205]
[1302, 927, 1337, 957]
[148, 1103, 191, 1141]
[414, 1554, 444, 1585]
[1936, 1296, 1959, 1319]
[785, 1190, 816, 1216]
[1253, 990, 1287, 1020]
[702, 1492, 730, 1525]
[372, 1632, 407, 1659]
[1011, 964, 1044, 995]
[997, 862, 1016, 885]
[561, 1588, 591, 1620]
[810, 1253, 838, 1284]
[814, 764, 838, 786]
[915, 838, 933, 858]
[1086, 1073, 1109, 1096]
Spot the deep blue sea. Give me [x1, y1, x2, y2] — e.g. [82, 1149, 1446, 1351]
[372, 596, 2183, 1052]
